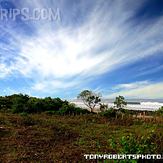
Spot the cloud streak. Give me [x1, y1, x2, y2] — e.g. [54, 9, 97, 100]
[109, 81, 163, 99]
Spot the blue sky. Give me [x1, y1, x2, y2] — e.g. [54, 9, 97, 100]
[0, 0, 163, 99]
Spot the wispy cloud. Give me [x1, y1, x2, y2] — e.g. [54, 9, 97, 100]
[136, 65, 163, 77]
[114, 81, 150, 90]
[109, 81, 163, 99]
[0, 0, 163, 97]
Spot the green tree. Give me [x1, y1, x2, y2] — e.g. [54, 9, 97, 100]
[114, 96, 127, 110]
[11, 94, 29, 113]
[77, 90, 101, 112]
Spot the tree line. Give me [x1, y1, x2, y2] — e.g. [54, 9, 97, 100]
[0, 93, 89, 115]
[0, 90, 127, 115]
[0, 90, 162, 116]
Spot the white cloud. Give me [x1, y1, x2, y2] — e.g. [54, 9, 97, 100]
[0, 63, 11, 78]
[136, 65, 163, 77]
[114, 81, 150, 90]
[32, 79, 80, 92]
[0, 0, 163, 94]
[109, 81, 163, 99]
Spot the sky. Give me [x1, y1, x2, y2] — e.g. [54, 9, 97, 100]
[0, 0, 163, 99]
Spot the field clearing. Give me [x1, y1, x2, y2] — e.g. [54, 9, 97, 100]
[0, 112, 163, 162]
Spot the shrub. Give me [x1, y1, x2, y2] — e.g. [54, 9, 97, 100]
[109, 130, 159, 155]
[58, 103, 90, 115]
[0, 94, 73, 114]
[12, 106, 25, 114]
[45, 110, 58, 115]
[119, 131, 157, 154]
[100, 108, 116, 118]
[155, 107, 163, 116]
[20, 112, 28, 117]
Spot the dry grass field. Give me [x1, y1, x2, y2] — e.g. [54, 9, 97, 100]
[0, 112, 162, 162]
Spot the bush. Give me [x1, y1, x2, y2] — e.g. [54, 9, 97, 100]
[45, 110, 58, 115]
[58, 103, 90, 115]
[155, 107, 163, 116]
[45, 103, 90, 116]
[100, 108, 116, 118]
[120, 132, 157, 154]
[0, 94, 91, 115]
[20, 112, 29, 117]
[109, 130, 158, 154]
[12, 106, 26, 114]
[11, 94, 29, 113]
